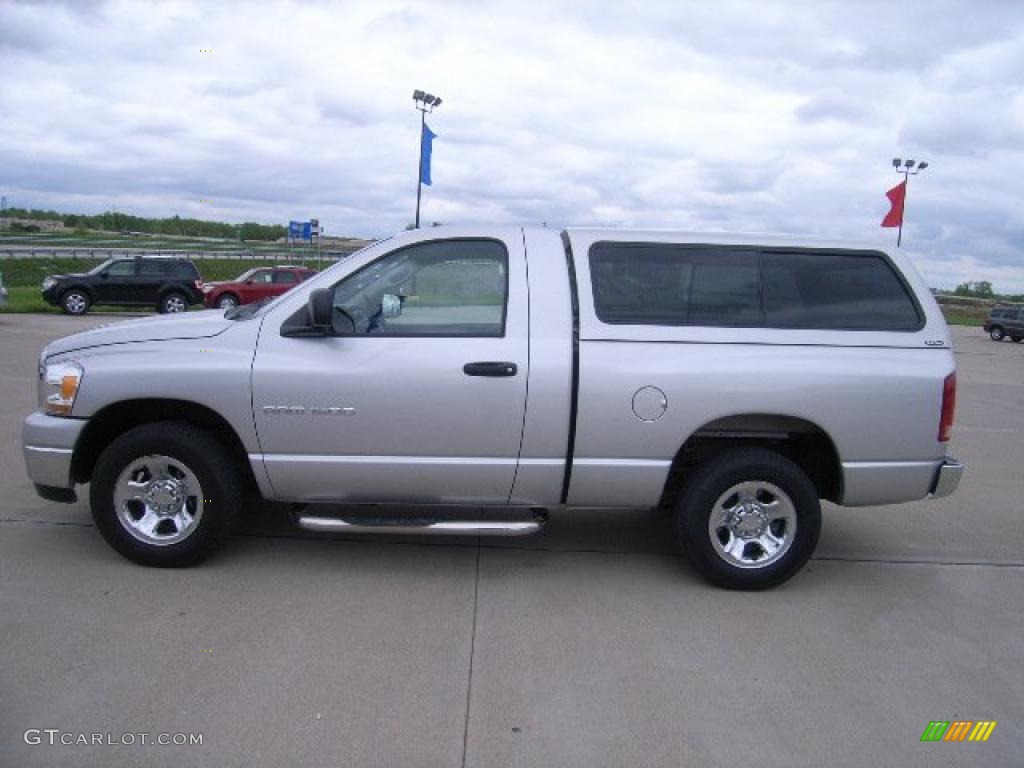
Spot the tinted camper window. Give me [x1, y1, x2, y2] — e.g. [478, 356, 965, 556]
[762, 250, 922, 330]
[589, 243, 761, 326]
[589, 242, 922, 331]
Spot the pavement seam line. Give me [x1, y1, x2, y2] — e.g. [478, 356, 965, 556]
[5, 519, 1024, 569]
[461, 538, 481, 768]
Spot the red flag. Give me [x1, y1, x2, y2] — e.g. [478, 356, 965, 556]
[881, 180, 906, 227]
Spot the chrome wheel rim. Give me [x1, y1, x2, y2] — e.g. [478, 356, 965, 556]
[113, 454, 204, 546]
[708, 481, 797, 569]
[65, 293, 86, 313]
[218, 296, 237, 309]
[165, 296, 186, 313]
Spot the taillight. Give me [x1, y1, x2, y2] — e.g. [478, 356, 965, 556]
[939, 372, 956, 442]
[195, 280, 203, 291]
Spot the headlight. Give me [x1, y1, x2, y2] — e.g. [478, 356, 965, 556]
[42, 361, 83, 416]
[41, 277, 57, 291]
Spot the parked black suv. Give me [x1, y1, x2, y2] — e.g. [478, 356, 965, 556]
[41, 257, 204, 315]
[983, 305, 1024, 342]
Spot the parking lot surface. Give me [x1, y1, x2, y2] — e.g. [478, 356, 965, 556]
[1, 314, 1021, 767]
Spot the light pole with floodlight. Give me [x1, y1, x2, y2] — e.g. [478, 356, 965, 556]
[890, 157, 928, 247]
[412, 90, 442, 229]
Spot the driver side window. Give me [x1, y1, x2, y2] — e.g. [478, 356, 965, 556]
[331, 239, 508, 337]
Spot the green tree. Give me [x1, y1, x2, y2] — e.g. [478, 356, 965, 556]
[954, 280, 995, 298]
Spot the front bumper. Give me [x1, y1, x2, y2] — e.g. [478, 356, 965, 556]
[22, 411, 86, 491]
[929, 457, 964, 498]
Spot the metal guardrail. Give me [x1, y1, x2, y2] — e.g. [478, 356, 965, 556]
[0, 248, 358, 261]
[932, 294, 999, 308]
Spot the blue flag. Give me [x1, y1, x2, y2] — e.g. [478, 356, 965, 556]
[420, 123, 436, 186]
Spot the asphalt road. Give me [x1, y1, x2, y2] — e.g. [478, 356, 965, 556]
[1, 314, 1021, 767]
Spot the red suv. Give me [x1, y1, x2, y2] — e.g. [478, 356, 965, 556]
[203, 265, 316, 309]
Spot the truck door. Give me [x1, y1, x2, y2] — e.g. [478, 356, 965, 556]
[251, 235, 528, 504]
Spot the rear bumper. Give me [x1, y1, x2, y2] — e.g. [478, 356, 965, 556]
[22, 412, 86, 491]
[929, 457, 964, 498]
[840, 457, 965, 506]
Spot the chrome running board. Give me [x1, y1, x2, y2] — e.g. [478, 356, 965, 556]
[296, 512, 546, 537]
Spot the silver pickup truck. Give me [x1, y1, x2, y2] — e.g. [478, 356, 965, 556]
[23, 227, 963, 588]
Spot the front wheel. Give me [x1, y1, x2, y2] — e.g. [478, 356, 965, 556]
[61, 289, 91, 315]
[990, 327, 1005, 341]
[675, 448, 821, 590]
[90, 423, 244, 567]
[217, 294, 238, 309]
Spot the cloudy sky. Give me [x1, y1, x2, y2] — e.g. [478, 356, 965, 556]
[2, 0, 1023, 291]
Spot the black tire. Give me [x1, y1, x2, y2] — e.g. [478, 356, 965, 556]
[217, 293, 239, 309]
[90, 422, 244, 567]
[1011, 336, 1022, 343]
[61, 289, 91, 315]
[990, 327, 1005, 341]
[159, 291, 188, 314]
[675, 448, 821, 590]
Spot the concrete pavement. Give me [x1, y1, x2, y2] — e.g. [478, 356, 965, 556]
[1, 314, 1021, 766]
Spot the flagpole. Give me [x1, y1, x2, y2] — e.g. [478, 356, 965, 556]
[897, 171, 906, 248]
[415, 108, 425, 229]
[888, 158, 928, 248]
[412, 90, 442, 230]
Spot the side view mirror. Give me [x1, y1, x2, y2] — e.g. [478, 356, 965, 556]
[308, 289, 333, 328]
[245, 279, 254, 285]
[381, 293, 403, 319]
[307, 288, 355, 335]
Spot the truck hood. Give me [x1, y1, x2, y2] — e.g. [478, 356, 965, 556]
[43, 310, 233, 358]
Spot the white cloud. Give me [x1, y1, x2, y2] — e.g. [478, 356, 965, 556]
[1, 0, 1023, 291]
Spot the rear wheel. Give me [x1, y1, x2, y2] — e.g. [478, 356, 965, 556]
[675, 448, 821, 590]
[90, 423, 244, 567]
[160, 292, 188, 314]
[990, 327, 1005, 341]
[61, 289, 91, 315]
